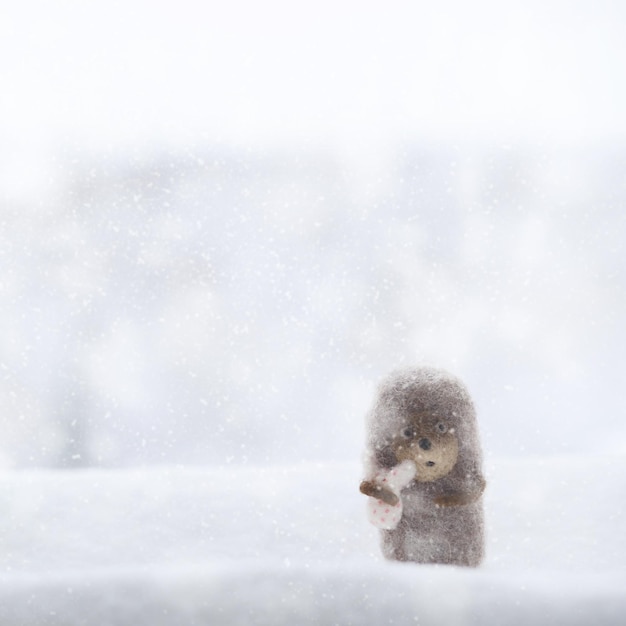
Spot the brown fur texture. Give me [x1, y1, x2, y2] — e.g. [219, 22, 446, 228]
[361, 367, 486, 567]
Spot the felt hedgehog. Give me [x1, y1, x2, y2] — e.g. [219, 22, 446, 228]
[360, 367, 486, 566]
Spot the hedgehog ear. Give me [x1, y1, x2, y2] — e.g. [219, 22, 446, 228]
[375, 445, 397, 469]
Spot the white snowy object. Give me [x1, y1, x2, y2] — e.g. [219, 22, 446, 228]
[366, 460, 417, 530]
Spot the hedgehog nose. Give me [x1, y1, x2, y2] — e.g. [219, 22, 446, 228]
[418, 438, 432, 451]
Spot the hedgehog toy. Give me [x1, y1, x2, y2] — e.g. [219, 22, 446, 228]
[360, 367, 486, 566]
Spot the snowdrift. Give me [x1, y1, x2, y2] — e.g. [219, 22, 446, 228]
[0, 456, 624, 625]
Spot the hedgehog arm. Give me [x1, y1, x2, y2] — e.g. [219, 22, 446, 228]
[359, 480, 399, 506]
[433, 474, 486, 507]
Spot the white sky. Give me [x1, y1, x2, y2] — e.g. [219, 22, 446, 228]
[1, 0, 626, 153]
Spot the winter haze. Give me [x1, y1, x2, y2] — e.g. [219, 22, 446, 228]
[1, 0, 625, 623]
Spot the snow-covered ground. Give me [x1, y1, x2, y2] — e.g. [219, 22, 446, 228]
[1, 456, 624, 625]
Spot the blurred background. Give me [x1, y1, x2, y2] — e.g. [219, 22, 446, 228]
[1, 0, 625, 469]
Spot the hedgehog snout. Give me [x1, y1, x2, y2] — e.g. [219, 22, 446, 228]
[418, 438, 431, 451]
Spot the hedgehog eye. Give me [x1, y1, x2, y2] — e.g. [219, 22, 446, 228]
[436, 422, 448, 434]
[402, 427, 415, 439]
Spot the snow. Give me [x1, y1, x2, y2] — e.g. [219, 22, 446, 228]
[2, 2, 626, 623]
[1, 456, 624, 624]
[4, 1, 626, 149]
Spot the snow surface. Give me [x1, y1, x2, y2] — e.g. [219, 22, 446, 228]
[1, 456, 624, 625]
